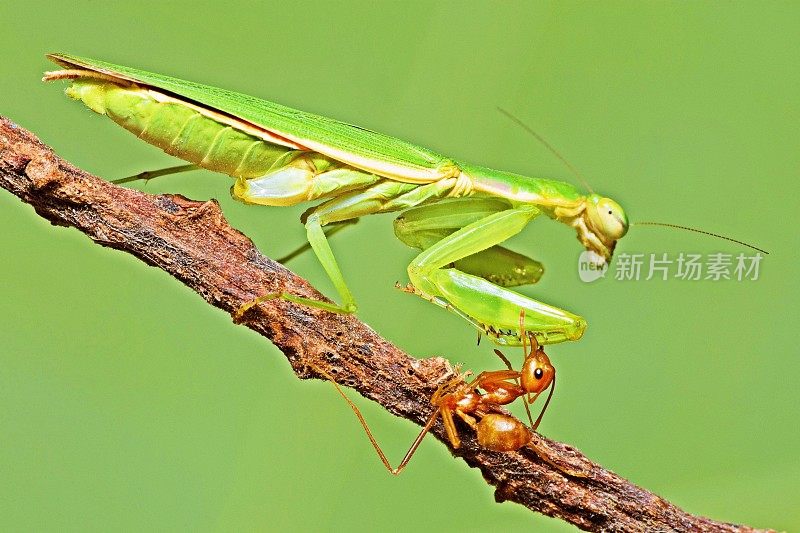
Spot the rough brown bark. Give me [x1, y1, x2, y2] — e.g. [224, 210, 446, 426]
[0, 116, 773, 532]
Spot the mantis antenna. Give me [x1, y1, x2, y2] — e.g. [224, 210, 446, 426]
[497, 107, 595, 194]
[497, 108, 769, 255]
[632, 222, 769, 255]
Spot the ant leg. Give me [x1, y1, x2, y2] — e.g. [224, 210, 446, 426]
[489, 346, 537, 429]
[464, 370, 520, 393]
[492, 349, 513, 370]
[431, 371, 471, 405]
[453, 409, 478, 429]
[311, 363, 440, 476]
[440, 406, 462, 449]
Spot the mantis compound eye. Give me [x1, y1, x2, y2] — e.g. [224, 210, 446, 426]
[591, 197, 629, 241]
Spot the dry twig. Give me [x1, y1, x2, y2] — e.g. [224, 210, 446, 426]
[0, 117, 773, 532]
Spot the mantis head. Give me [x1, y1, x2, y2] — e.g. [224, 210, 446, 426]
[577, 194, 629, 264]
[573, 194, 770, 264]
[494, 108, 631, 262]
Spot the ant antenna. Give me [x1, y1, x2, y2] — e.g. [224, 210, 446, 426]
[497, 107, 595, 194]
[632, 222, 769, 255]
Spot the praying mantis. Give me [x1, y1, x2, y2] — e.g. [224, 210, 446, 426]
[43, 52, 630, 349]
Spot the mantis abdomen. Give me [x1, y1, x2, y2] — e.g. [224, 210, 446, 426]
[67, 79, 291, 179]
[66, 78, 383, 206]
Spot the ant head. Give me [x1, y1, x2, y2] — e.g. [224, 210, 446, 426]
[581, 194, 629, 263]
[520, 344, 555, 394]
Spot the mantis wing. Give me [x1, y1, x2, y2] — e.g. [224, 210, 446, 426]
[47, 53, 459, 184]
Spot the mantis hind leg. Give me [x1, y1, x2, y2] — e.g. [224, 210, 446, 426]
[113, 164, 199, 185]
[406, 205, 587, 346]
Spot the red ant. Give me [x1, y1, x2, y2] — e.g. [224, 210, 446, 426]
[317, 313, 556, 475]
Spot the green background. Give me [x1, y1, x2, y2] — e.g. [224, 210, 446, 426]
[1, 2, 797, 531]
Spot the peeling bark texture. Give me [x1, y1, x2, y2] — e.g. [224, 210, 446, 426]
[0, 117, 773, 533]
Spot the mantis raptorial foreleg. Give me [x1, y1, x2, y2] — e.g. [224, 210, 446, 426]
[405, 205, 587, 345]
[394, 199, 544, 288]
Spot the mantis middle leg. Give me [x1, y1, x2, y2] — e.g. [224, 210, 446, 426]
[237, 176, 461, 315]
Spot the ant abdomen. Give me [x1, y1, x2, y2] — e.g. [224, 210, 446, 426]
[476, 413, 532, 452]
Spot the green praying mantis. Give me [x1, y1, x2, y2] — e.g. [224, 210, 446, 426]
[43, 52, 636, 349]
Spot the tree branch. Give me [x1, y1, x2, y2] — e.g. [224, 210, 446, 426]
[0, 116, 773, 533]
